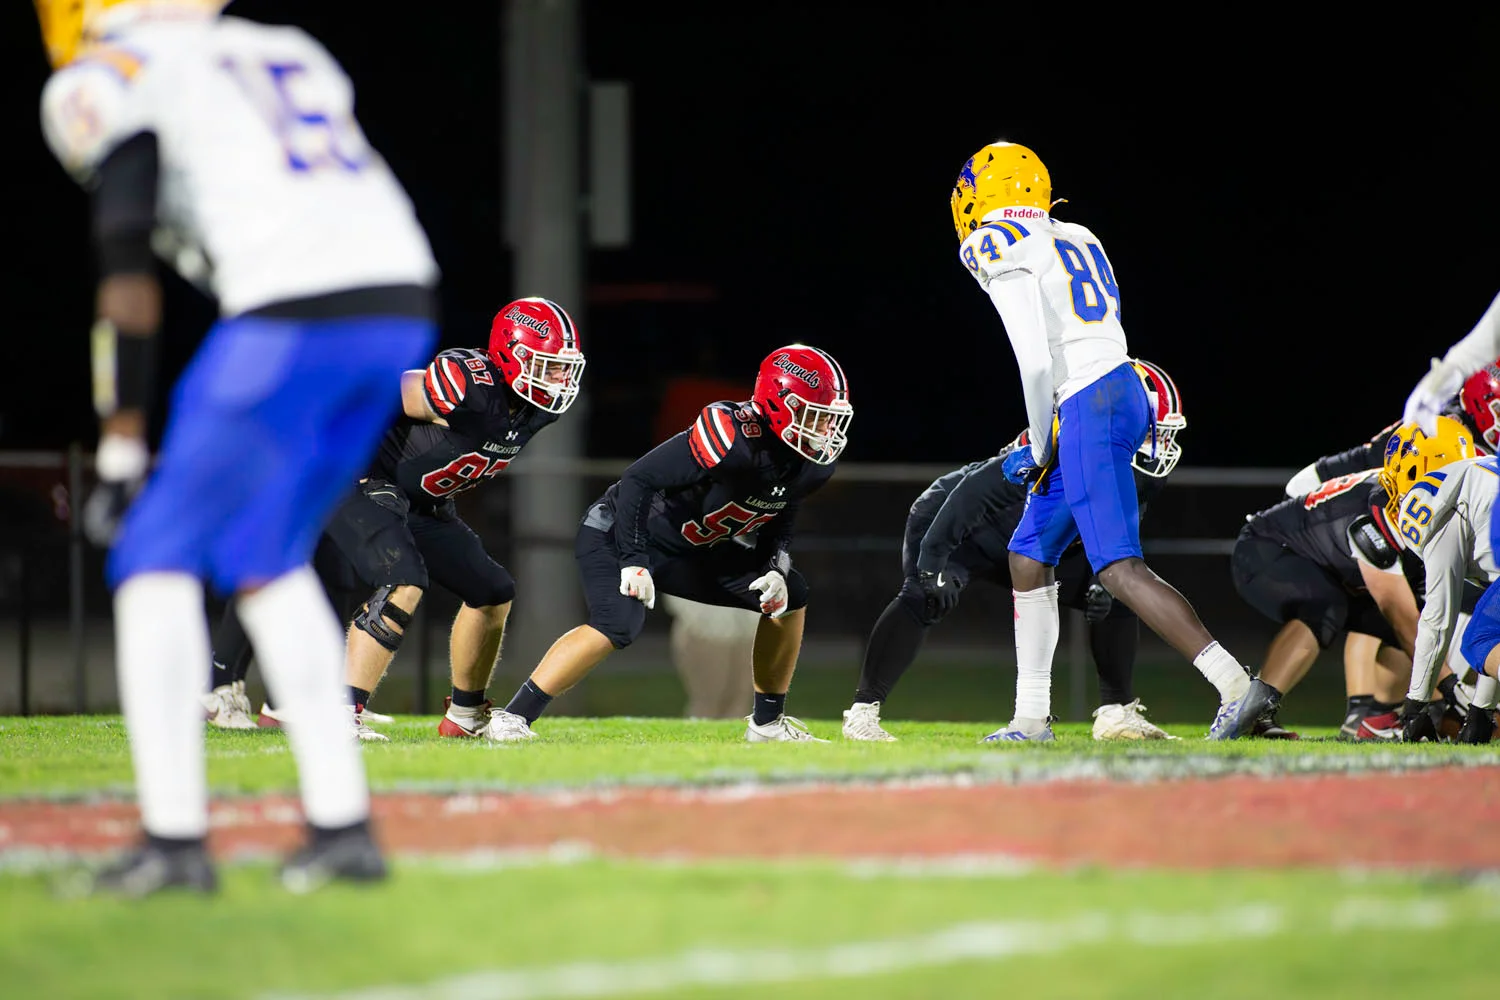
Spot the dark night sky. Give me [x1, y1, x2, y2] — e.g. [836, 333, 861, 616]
[5, 3, 1499, 468]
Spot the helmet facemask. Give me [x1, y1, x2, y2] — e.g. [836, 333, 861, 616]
[510, 344, 585, 414]
[781, 393, 852, 465]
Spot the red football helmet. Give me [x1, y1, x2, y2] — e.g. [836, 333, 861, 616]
[1132, 359, 1185, 478]
[751, 345, 852, 464]
[1460, 359, 1500, 453]
[487, 297, 585, 413]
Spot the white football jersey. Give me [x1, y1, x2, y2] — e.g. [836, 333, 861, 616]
[39, 11, 438, 316]
[959, 208, 1131, 463]
[1402, 456, 1500, 699]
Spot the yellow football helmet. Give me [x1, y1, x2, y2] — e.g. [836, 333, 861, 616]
[34, 0, 224, 69]
[1379, 415, 1476, 523]
[950, 141, 1052, 242]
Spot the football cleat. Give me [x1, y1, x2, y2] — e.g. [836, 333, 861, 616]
[745, 714, 829, 743]
[1356, 710, 1403, 741]
[1457, 709, 1497, 745]
[981, 718, 1056, 743]
[1091, 699, 1178, 741]
[84, 839, 218, 898]
[280, 822, 387, 895]
[202, 680, 256, 730]
[842, 701, 897, 742]
[360, 707, 396, 725]
[257, 703, 281, 728]
[1209, 677, 1277, 741]
[1250, 708, 1300, 740]
[437, 695, 493, 738]
[1338, 700, 1376, 741]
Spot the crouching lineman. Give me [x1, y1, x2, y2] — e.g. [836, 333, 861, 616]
[843, 359, 1183, 743]
[1228, 417, 1477, 739]
[486, 345, 852, 742]
[1399, 453, 1500, 744]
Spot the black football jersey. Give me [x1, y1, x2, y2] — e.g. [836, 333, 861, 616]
[586, 400, 835, 572]
[369, 348, 559, 512]
[1244, 469, 1417, 592]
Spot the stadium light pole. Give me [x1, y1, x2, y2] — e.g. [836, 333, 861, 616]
[500, 0, 586, 674]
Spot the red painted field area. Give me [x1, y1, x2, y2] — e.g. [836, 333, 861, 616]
[4, 767, 1497, 870]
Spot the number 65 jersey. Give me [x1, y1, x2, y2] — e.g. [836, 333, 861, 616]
[1403, 457, 1500, 697]
[39, 11, 437, 316]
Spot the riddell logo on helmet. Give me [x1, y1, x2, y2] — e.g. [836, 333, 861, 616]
[773, 354, 820, 388]
[503, 307, 550, 336]
[1001, 207, 1047, 219]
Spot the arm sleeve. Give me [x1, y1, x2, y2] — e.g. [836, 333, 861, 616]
[1408, 513, 1471, 700]
[916, 457, 1017, 574]
[987, 274, 1056, 466]
[91, 131, 159, 276]
[1437, 291, 1500, 380]
[613, 434, 713, 568]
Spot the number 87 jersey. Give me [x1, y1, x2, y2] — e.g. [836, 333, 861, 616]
[959, 209, 1132, 405]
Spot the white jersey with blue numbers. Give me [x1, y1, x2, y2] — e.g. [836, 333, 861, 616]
[39, 11, 438, 316]
[960, 208, 1131, 464]
[1401, 457, 1500, 699]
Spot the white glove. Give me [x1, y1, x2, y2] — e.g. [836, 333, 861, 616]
[1403, 357, 1464, 437]
[749, 570, 789, 618]
[619, 566, 655, 609]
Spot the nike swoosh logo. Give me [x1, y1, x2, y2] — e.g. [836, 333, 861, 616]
[936, 573, 946, 587]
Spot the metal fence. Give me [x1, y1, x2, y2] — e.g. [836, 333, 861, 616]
[0, 450, 1303, 718]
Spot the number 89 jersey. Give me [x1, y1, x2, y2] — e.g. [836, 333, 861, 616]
[39, 11, 437, 316]
[959, 209, 1131, 403]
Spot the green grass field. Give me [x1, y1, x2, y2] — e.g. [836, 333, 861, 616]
[3, 715, 1499, 999]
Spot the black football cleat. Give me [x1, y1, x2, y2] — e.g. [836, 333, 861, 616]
[1250, 707, 1300, 740]
[86, 838, 218, 898]
[1457, 709, 1497, 746]
[1227, 678, 1282, 740]
[279, 821, 388, 894]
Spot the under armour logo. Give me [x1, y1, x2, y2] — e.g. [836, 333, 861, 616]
[771, 486, 786, 496]
[506, 431, 519, 441]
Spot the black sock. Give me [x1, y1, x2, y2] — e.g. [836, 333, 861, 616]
[210, 660, 234, 690]
[451, 686, 487, 708]
[1089, 614, 1138, 706]
[146, 833, 205, 854]
[1372, 698, 1403, 713]
[752, 691, 786, 726]
[504, 679, 553, 724]
[854, 594, 930, 705]
[310, 818, 370, 844]
[1437, 674, 1459, 706]
[1345, 694, 1374, 718]
[349, 686, 371, 709]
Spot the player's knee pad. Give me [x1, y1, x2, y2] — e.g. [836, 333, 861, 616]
[353, 584, 417, 652]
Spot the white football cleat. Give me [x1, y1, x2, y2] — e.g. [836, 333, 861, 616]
[348, 705, 390, 743]
[480, 710, 537, 742]
[201, 680, 257, 730]
[842, 701, 896, 742]
[1091, 699, 1179, 741]
[360, 707, 395, 725]
[745, 714, 829, 743]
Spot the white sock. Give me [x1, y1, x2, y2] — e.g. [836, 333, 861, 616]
[1475, 672, 1499, 711]
[237, 566, 369, 829]
[1012, 584, 1060, 723]
[114, 572, 211, 839]
[1194, 641, 1251, 702]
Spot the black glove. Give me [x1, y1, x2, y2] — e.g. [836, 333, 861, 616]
[917, 569, 963, 621]
[1084, 580, 1113, 624]
[81, 476, 144, 549]
[1399, 697, 1438, 743]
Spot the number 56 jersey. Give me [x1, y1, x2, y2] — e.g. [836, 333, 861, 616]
[39, 11, 437, 316]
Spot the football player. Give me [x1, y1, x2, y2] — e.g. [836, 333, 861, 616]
[206, 299, 586, 742]
[1403, 290, 1500, 437]
[485, 345, 852, 742]
[1228, 418, 1476, 739]
[842, 360, 1183, 743]
[950, 141, 1254, 741]
[36, 0, 439, 894]
[1397, 454, 1500, 744]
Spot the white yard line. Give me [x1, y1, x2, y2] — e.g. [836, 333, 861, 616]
[260, 894, 1500, 1000]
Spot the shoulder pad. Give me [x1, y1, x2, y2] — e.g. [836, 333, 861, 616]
[41, 55, 146, 181]
[423, 348, 496, 416]
[1394, 471, 1448, 551]
[960, 220, 1036, 280]
[1348, 514, 1399, 570]
[687, 403, 752, 470]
